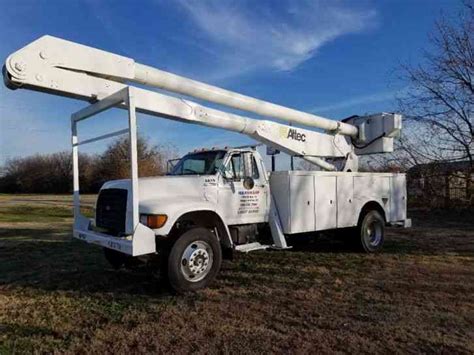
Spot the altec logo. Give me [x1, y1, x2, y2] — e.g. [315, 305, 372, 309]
[287, 128, 306, 142]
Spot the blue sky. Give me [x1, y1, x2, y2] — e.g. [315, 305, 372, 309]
[0, 0, 458, 164]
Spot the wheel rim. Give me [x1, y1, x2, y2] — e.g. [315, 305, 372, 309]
[180, 240, 213, 282]
[364, 219, 383, 247]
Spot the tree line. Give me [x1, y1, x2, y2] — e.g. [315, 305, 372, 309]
[0, 136, 177, 194]
[377, 1, 473, 171]
[395, 1, 473, 207]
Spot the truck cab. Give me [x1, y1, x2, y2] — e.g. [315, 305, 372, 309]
[166, 147, 270, 227]
[96, 147, 269, 239]
[92, 147, 274, 292]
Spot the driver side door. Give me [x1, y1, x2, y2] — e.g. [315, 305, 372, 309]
[217, 152, 268, 225]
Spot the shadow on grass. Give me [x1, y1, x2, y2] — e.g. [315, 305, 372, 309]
[1, 209, 473, 295]
[287, 230, 425, 255]
[0, 225, 362, 296]
[286, 230, 474, 256]
[0, 226, 170, 297]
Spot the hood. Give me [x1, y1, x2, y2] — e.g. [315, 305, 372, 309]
[101, 175, 218, 207]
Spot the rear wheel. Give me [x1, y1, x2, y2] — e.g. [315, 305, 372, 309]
[356, 210, 385, 253]
[167, 227, 222, 293]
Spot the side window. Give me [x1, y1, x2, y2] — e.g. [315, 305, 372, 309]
[225, 153, 260, 180]
[231, 154, 243, 180]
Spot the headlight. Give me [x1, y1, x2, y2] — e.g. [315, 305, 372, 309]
[140, 214, 168, 228]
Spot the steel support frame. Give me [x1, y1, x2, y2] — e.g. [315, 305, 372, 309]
[71, 86, 155, 256]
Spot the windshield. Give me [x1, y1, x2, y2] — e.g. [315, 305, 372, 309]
[169, 150, 226, 176]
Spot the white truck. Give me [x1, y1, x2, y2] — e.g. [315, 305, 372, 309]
[3, 36, 410, 292]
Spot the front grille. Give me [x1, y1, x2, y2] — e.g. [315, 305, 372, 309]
[95, 188, 128, 236]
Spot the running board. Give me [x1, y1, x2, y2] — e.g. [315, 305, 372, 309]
[235, 242, 270, 253]
[234, 242, 292, 253]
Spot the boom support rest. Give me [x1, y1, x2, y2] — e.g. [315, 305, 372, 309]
[71, 87, 156, 256]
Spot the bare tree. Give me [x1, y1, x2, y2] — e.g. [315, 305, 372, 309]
[398, 1, 473, 167]
[365, 2, 474, 207]
[92, 135, 177, 189]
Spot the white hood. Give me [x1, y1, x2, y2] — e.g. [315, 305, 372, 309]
[101, 175, 218, 213]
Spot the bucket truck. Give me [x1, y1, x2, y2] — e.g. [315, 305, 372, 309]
[3, 36, 410, 292]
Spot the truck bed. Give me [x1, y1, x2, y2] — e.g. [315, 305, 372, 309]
[270, 170, 407, 234]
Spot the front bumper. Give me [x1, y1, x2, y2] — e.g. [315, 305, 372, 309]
[73, 214, 156, 256]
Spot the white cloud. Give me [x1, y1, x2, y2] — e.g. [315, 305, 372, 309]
[311, 91, 396, 113]
[310, 87, 408, 114]
[177, 0, 376, 78]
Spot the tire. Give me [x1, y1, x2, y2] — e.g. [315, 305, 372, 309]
[167, 227, 222, 293]
[356, 210, 385, 253]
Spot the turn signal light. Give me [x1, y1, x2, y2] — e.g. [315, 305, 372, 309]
[141, 214, 167, 228]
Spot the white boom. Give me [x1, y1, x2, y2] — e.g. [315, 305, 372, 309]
[3, 35, 402, 171]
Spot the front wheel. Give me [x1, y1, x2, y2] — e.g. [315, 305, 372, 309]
[356, 210, 385, 253]
[167, 227, 222, 293]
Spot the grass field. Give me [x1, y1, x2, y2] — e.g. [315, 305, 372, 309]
[0, 194, 473, 353]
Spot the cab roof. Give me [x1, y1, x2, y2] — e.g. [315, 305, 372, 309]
[188, 144, 261, 155]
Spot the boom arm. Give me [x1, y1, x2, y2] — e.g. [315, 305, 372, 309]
[3, 35, 402, 171]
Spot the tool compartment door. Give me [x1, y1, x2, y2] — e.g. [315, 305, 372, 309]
[289, 175, 315, 233]
[390, 174, 407, 222]
[337, 175, 356, 228]
[315, 176, 337, 231]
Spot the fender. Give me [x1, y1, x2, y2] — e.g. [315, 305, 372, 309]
[354, 199, 388, 226]
[139, 197, 233, 247]
[357, 200, 387, 224]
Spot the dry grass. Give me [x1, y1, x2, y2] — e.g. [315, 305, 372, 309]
[0, 195, 473, 354]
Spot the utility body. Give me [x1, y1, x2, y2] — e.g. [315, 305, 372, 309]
[3, 36, 411, 292]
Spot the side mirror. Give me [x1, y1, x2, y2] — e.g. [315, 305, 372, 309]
[243, 176, 255, 190]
